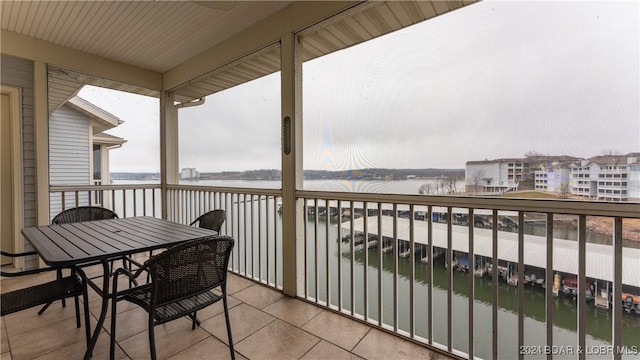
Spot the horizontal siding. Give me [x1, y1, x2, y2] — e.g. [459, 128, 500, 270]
[49, 105, 90, 188]
[1, 55, 36, 268]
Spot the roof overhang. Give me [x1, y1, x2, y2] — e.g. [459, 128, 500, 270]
[2, 1, 477, 101]
[66, 96, 122, 134]
[93, 132, 126, 147]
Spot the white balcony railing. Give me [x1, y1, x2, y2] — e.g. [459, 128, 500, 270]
[49, 184, 640, 360]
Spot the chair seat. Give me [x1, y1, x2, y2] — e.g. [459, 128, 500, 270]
[1, 275, 84, 316]
[123, 287, 223, 325]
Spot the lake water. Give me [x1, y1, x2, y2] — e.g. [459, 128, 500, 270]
[179, 178, 464, 195]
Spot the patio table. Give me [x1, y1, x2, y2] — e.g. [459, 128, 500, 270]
[21, 216, 219, 359]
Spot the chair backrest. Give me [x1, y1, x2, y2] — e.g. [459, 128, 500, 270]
[191, 209, 226, 232]
[146, 235, 234, 306]
[52, 206, 119, 224]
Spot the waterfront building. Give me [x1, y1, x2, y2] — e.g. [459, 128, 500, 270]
[467, 153, 640, 202]
[180, 167, 199, 180]
[569, 153, 640, 202]
[49, 96, 125, 217]
[465, 158, 530, 194]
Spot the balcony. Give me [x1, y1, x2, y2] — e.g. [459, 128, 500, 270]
[3, 1, 640, 359]
[11, 183, 637, 360]
[2, 267, 455, 360]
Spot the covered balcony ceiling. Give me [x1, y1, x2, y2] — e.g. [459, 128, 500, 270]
[1, 1, 475, 107]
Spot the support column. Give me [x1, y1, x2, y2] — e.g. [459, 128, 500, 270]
[33, 61, 49, 226]
[281, 32, 304, 297]
[160, 90, 178, 220]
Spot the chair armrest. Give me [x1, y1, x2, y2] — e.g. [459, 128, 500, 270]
[1, 250, 38, 258]
[123, 256, 145, 269]
[112, 267, 140, 289]
[2, 265, 69, 278]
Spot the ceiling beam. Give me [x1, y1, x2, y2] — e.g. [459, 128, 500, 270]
[1, 29, 163, 91]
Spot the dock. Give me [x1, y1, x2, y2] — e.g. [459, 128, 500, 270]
[340, 216, 640, 288]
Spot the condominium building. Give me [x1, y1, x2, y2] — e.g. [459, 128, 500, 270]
[465, 158, 531, 194]
[180, 167, 199, 180]
[466, 153, 640, 202]
[570, 153, 640, 202]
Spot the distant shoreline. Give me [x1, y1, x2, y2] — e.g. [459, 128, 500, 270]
[111, 168, 465, 182]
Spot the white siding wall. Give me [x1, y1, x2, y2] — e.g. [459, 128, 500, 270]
[49, 104, 91, 216]
[1, 55, 37, 268]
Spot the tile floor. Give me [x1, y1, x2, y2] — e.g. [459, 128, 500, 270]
[1, 267, 455, 360]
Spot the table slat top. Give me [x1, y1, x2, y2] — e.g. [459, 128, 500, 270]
[22, 217, 217, 266]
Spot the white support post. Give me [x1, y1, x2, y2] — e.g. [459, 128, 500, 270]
[160, 90, 178, 220]
[280, 32, 303, 297]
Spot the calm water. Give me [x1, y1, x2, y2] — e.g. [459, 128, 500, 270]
[114, 179, 640, 358]
[303, 216, 640, 359]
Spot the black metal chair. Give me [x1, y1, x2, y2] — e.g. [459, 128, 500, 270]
[52, 206, 119, 224]
[110, 235, 235, 360]
[49, 206, 121, 308]
[189, 209, 226, 232]
[0, 250, 91, 345]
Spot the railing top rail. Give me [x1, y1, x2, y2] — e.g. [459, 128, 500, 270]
[296, 190, 640, 218]
[50, 184, 161, 191]
[168, 184, 282, 197]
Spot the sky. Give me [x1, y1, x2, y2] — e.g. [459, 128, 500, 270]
[79, 0, 639, 173]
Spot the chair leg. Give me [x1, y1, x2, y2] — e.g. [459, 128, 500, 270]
[191, 311, 197, 330]
[74, 296, 81, 328]
[223, 294, 235, 360]
[110, 293, 118, 360]
[37, 301, 53, 315]
[148, 318, 157, 360]
[82, 290, 91, 348]
[38, 268, 67, 315]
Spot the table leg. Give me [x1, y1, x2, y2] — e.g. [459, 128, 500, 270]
[83, 261, 111, 360]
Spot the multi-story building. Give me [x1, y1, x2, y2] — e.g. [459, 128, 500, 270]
[180, 167, 199, 180]
[466, 156, 574, 194]
[534, 165, 571, 194]
[467, 154, 639, 202]
[465, 158, 527, 194]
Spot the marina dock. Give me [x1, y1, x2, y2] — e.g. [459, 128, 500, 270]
[340, 216, 640, 289]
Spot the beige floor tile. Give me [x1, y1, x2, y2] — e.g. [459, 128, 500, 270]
[302, 311, 370, 351]
[3, 304, 84, 338]
[117, 317, 210, 359]
[352, 328, 444, 360]
[184, 294, 242, 324]
[32, 332, 127, 360]
[200, 303, 275, 344]
[0, 272, 57, 293]
[167, 337, 245, 360]
[226, 274, 257, 295]
[1, 318, 9, 351]
[301, 340, 365, 360]
[7, 316, 88, 360]
[106, 306, 150, 341]
[232, 284, 283, 309]
[236, 319, 320, 360]
[263, 297, 324, 327]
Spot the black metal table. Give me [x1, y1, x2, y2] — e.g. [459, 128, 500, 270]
[22, 216, 219, 359]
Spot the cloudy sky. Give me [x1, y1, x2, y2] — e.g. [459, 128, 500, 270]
[80, 0, 639, 173]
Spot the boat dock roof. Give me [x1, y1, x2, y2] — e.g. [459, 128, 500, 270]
[340, 216, 640, 288]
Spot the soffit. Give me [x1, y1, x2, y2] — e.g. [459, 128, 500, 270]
[300, 0, 476, 62]
[3, 1, 476, 102]
[48, 68, 159, 113]
[174, 0, 477, 102]
[1, 1, 292, 73]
